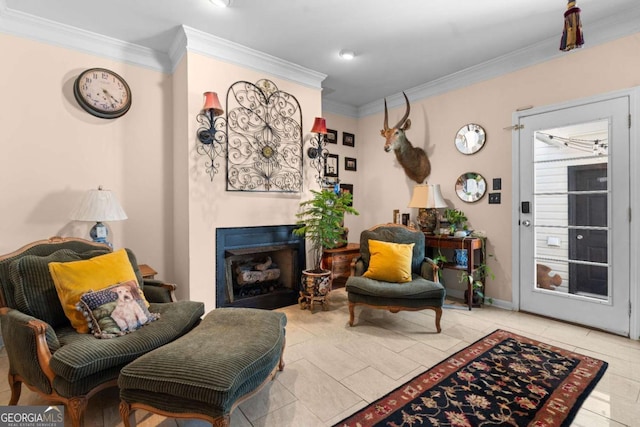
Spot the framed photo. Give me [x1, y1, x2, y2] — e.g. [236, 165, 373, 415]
[326, 129, 338, 144]
[345, 157, 357, 171]
[340, 183, 354, 206]
[325, 154, 339, 177]
[343, 132, 355, 147]
[323, 176, 339, 189]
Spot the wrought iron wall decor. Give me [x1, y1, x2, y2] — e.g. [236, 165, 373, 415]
[225, 79, 303, 192]
[196, 92, 227, 180]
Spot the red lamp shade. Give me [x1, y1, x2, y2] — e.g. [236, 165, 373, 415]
[310, 117, 327, 134]
[202, 92, 224, 116]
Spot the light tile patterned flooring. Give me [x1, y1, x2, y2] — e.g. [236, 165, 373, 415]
[2, 288, 640, 426]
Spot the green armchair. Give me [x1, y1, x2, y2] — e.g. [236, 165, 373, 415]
[0, 237, 205, 427]
[345, 223, 445, 332]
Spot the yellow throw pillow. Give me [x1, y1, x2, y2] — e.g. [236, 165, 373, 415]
[363, 239, 415, 283]
[49, 249, 146, 333]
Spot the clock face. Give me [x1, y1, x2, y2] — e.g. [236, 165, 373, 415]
[73, 68, 131, 119]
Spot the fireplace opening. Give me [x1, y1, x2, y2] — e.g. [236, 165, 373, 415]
[225, 244, 296, 304]
[216, 225, 305, 309]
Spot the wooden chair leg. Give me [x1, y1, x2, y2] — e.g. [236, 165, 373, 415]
[434, 307, 442, 333]
[348, 302, 355, 326]
[119, 400, 134, 427]
[67, 396, 88, 427]
[278, 338, 286, 372]
[8, 374, 22, 405]
[212, 415, 231, 427]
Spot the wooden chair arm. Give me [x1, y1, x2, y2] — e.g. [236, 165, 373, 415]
[143, 280, 178, 303]
[0, 307, 56, 386]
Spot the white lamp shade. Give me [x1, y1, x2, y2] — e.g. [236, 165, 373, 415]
[431, 184, 447, 208]
[69, 188, 128, 222]
[407, 184, 447, 209]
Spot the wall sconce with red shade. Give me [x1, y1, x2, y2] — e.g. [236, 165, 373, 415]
[196, 91, 227, 180]
[307, 117, 331, 187]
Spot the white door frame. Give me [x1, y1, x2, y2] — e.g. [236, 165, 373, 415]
[511, 86, 640, 339]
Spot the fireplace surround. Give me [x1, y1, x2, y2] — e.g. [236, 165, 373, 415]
[215, 225, 305, 309]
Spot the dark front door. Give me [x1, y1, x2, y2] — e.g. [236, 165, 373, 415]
[568, 164, 608, 296]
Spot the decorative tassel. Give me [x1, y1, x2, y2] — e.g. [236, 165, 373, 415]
[560, 0, 584, 51]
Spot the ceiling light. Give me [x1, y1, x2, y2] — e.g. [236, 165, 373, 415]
[210, 0, 230, 7]
[339, 50, 355, 60]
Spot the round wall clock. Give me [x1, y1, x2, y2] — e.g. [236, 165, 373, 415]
[73, 68, 132, 119]
[454, 123, 486, 155]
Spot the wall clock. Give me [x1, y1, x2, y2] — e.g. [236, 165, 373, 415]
[454, 123, 486, 154]
[73, 68, 132, 119]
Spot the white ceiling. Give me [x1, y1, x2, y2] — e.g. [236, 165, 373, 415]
[4, 0, 640, 112]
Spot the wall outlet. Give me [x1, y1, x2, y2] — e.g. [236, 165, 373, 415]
[488, 193, 501, 204]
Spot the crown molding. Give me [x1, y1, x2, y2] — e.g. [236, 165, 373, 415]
[322, 99, 359, 118]
[0, 1, 172, 73]
[355, 7, 640, 118]
[176, 26, 326, 90]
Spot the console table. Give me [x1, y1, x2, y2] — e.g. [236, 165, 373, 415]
[321, 243, 360, 288]
[424, 235, 484, 310]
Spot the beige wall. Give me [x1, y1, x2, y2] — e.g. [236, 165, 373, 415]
[351, 32, 640, 304]
[0, 33, 171, 276]
[2, 28, 639, 310]
[178, 52, 322, 308]
[322, 112, 361, 238]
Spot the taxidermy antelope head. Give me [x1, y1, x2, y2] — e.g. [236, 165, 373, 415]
[381, 92, 431, 184]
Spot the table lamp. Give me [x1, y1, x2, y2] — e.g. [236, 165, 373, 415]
[408, 184, 447, 234]
[69, 186, 127, 246]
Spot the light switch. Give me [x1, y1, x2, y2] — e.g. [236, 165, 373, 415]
[488, 193, 501, 204]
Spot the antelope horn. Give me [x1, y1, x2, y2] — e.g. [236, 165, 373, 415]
[394, 92, 411, 129]
[383, 98, 389, 130]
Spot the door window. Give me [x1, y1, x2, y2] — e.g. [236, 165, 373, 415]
[533, 120, 609, 301]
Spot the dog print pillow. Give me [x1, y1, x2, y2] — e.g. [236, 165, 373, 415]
[76, 280, 160, 339]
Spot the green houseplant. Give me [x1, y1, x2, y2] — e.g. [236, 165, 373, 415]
[444, 208, 468, 234]
[459, 238, 494, 305]
[293, 188, 359, 309]
[293, 188, 359, 271]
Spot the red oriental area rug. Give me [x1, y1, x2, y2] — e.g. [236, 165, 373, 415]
[335, 329, 607, 427]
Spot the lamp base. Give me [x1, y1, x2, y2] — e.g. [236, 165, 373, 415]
[89, 222, 111, 247]
[416, 208, 438, 234]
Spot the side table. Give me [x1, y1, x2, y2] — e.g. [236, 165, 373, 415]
[423, 235, 484, 310]
[139, 264, 157, 280]
[321, 243, 360, 287]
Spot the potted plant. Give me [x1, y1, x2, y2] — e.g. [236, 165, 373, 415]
[459, 240, 495, 305]
[443, 208, 468, 235]
[293, 187, 359, 309]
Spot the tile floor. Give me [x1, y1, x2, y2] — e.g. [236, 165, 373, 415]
[2, 288, 640, 426]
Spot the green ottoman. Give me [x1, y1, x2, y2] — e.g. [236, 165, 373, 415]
[118, 308, 287, 426]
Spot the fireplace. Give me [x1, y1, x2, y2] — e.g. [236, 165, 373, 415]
[215, 225, 305, 309]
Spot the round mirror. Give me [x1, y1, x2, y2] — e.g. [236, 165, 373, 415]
[455, 172, 487, 202]
[455, 123, 486, 155]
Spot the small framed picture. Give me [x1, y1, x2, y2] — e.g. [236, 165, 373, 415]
[323, 176, 339, 189]
[343, 132, 355, 147]
[326, 129, 338, 144]
[339, 183, 354, 206]
[345, 157, 357, 171]
[325, 154, 339, 177]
